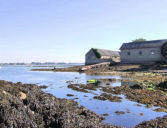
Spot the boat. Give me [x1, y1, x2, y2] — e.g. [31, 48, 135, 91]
[80, 66, 91, 71]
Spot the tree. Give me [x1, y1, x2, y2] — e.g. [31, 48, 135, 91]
[132, 38, 146, 42]
[161, 41, 167, 58]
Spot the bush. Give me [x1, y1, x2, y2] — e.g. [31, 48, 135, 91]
[113, 55, 117, 58]
[132, 38, 146, 42]
[161, 41, 167, 58]
[92, 48, 102, 59]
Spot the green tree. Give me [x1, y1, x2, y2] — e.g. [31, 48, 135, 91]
[132, 38, 146, 42]
[161, 41, 167, 58]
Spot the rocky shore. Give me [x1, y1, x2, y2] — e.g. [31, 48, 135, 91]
[0, 80, 121, 128]
[1, 79, 167, 127]
[136, 115, 167, 128]
[31, 66, 81, 72]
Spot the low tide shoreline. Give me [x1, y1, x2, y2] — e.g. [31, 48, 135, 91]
[1, 75, 167, 127]
[2, 64, 167, 127]
[0, 80, 117, 128]
[30, 64, 167, 74]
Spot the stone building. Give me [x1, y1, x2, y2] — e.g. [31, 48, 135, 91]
[85, 48, 120, 65]
[119, 39, 167, 64]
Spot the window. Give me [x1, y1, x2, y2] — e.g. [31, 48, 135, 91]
[150, 50, 155, 55]
[127, 52, 131, 55]
[87, 56, 91, 59]
[139, 51, 142, 55]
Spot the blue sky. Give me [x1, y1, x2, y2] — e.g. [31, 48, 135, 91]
[0, 0, 167, 63]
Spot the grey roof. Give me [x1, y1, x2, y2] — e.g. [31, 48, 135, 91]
[120, 39, 167, 50]
[86, 48, 120, 56]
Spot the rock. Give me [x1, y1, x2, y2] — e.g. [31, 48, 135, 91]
[66, 94, 74, 97]
[146, 104, 153, 108]
[19, 92, 26, 99]
[108, 78, 117, 81]
[2, 90, 6, 95]
[102, 113, 109, 116]
[156, 80, 167, 89]
[136, 115, 167, 128]
[130, 84, 146, 89]
[115, 111, 125, 115]
[134, 104, 142, 107]
[139, 113, 144, 116]
[154, 108, 167, 113]
[93, 93, 122, 102]
[39, 85, 48, 89]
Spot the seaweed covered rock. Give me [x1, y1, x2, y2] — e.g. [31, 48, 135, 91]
[135, 115, 167, 128]
[94, 93, 122, 102]
[130, 84, 146, 90]
[0, 80, 121, 128]
[156, 80, 167, 89]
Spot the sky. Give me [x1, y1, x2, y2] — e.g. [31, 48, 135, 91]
[0, 0, 167, 63]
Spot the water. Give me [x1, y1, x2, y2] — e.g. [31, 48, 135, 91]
[0, 65, 166, 127]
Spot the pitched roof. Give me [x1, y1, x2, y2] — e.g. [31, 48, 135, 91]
[97, 48, 120, 56]
[86, 48, 120, 56]
[120, 39, 167, 50]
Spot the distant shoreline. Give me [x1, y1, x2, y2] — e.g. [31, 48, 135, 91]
[27, 66, 58, 67]
[0, 63, 84, 66]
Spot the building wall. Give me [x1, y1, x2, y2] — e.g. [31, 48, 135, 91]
[85, 57, 113, 65]
[85, 50, 97, 65]
[120, 47, 164, 64]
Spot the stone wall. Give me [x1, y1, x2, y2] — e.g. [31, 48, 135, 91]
[120, 47, 164, 64]
[85, 58, 113, 65]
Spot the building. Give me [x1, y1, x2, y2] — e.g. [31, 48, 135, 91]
[85, 48, 120, 65]
[119, 39, 167, 64]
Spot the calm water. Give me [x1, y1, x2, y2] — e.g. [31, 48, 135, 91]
[0, 65, 166, 127]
